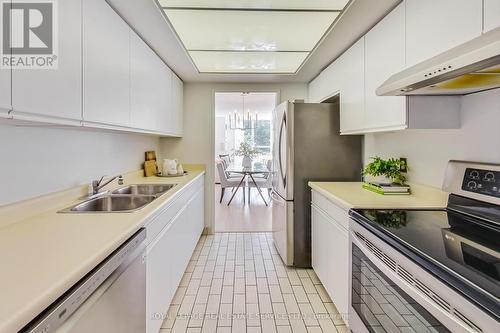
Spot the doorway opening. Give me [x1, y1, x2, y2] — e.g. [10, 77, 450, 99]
[214, 92, 277, 232]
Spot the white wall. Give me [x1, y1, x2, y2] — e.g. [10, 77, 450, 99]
[0, 124, 159, 205]
[364, 89, 500, 188]
[160, 82, 308, 233]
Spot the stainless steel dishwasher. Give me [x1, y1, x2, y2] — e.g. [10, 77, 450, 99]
[22, 228, 146, 333]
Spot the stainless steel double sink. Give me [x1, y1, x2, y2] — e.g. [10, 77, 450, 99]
[59, 184, 177, 213]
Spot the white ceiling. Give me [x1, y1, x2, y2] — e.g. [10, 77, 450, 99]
[106, 0, 400, 82]
[215, 92, 276, 119]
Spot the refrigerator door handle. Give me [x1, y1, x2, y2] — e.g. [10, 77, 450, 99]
[278, 114, 287, 190]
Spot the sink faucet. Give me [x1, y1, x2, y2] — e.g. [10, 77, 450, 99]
[92, 175, 123, 195]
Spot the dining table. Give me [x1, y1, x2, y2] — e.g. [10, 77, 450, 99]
[225, 161, 271, 206]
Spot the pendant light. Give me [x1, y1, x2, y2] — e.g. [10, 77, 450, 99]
[228, 93, 258, 130]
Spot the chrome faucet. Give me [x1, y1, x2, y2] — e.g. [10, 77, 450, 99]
[92, 175, 124, 195]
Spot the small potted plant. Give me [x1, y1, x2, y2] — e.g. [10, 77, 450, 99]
[363, 156, 408, 185]
[235, 138, 259, 168]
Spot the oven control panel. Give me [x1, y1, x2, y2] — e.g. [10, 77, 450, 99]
[462, 168, 500, 198]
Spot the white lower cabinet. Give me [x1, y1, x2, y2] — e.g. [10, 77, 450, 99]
[146, 177, 204, 333]
[311, 190, 350, 322]
[325, 212, 349, 317]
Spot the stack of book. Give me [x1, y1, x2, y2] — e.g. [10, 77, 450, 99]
[362, 182, 411, 195]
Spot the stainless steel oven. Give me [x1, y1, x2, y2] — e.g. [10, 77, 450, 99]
[349, 219, 498, 333]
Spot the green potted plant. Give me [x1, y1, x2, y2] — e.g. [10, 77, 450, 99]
[363, 156, 408, 185]
[235, 138, 259, 168]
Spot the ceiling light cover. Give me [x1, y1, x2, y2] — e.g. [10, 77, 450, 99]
[164, 9, 338, 52]
[159, 0, 349, 11]
[189, 51, 308, 73]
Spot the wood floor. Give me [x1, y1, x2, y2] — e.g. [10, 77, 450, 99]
[215, 185, 272, 233]
[159, 233, 348, 333]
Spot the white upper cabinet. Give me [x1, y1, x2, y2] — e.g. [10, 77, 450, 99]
[338, 38, 365, 134]
[484, 0, 500, 32]
[155, 63, 172, 134]
[364, 2, 407, 132]
[130, 32, 159, 132]
[405, 0, 483, 67]
[130, 32, 171, 133]
[11, 0, 82, 125]
[308, 60, 341, 103]
[83, 0, 130, 128]
[171, 73, 184, 136]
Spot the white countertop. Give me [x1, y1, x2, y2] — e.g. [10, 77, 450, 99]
[0, 170, 205, 333]
[308, 181, 449, 211]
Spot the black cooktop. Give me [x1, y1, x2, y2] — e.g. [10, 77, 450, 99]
[350, 195, 500, 319]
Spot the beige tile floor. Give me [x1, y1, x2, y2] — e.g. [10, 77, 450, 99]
[159, 233, 348, 333]
[215, 185, 272, 233]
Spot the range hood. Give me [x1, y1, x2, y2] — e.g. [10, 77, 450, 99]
[377, 28, 500, 96]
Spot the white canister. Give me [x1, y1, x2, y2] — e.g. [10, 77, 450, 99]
[163, 159, 179, 175]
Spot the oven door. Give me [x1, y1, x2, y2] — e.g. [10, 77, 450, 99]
[349, 218, 497, 333]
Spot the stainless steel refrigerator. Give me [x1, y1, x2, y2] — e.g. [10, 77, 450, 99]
[271, 100, 362, 267]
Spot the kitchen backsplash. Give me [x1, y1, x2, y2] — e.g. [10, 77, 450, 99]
[364, 88, 500, 188]
[0, 125, 160, 206]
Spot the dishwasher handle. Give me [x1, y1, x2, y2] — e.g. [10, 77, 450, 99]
[22, 228, 146, 333]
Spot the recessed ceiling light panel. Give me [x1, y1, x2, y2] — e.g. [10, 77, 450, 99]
[189, 51, 309, 73]
[164, 9, 339, 52]
[159, 0, 350, 74]
[159, 0, 349, 11]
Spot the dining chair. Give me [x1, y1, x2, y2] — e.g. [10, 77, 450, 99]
[219, 154, 240, 179]
[247, 164, 272, 205]
[254, 159, 272, 179]
[216, 162, 245, 204]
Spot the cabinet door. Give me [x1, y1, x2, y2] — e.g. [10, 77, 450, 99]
[308, 60, 341, 103]
[484, 0, 500, 32]
[171, 73, 184, 136]
[326, 217, 349, 318]
[311, 206, 328, 285]
[156, 63, 172, 134]
[130, 32, 165, 132]
[308, 72, 325, 103]
[11, 0, 81, 125]
[83, 0, 130, 127]
[364, 3, 407, 131]
[339, 38, 365, 134]
[406, 0, 483, 67]
[188, 188, 205, 240]
[146, 220, 176, 333]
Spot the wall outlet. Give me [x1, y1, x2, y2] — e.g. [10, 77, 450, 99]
[400, 158, 408, 173]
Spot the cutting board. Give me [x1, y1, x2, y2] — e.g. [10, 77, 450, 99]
[144, 160, 157, 177]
